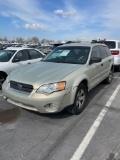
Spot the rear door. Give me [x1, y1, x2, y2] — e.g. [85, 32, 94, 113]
[27, 49, 44, 64]
[98, 45, 111, 78]
[88, 46, 103, 89]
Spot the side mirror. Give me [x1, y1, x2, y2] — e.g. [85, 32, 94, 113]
[89, 57, 102, 65]
[12, 59, 20, 63]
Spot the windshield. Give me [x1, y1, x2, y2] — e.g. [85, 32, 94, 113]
[104, 41, 116, 49]
[0, 50, 16, 62]
[43, 46, 90, 64]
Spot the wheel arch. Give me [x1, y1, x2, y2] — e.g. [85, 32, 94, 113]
[78, 79, 88, 90]
[111, 65, 114, 72]
[0, 71, 8, 78]
[69, 78, 89, 105]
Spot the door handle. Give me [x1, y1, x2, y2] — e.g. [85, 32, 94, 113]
[109, 60, 111, 62]
[28, 62, 31, 64]
[101, 63, 103, 66]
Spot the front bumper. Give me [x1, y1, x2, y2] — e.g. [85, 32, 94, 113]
[2, 81, 77, 113]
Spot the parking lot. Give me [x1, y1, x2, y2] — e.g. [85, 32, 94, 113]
[0, 71, 120, 160]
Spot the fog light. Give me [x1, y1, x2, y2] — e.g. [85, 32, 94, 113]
[44, 103, 59, 112]
[50, 104, 59, 110]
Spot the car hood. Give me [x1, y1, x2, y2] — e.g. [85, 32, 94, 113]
[10, 61, 82, 89]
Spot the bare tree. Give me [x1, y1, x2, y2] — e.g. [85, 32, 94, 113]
[41, 38, 47, 44]
[16, 37, 24, 43]
[31, 37, 39, 44]
[3, 36, 8, 41]
[41, 39, 55, 44]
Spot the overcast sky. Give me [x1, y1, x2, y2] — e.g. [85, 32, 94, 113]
[0, 0, 120, 41]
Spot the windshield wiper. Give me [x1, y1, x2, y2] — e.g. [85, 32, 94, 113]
[42, 59, 63, 63]
[62, 61, 78, 64]
[42, 59, 55, 62]
[42, 59, 79, 64]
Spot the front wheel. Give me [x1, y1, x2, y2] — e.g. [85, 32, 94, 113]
[67, 83, 88, 115]
[0, 74, 6, 89]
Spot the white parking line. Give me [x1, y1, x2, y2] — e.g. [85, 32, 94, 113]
[70, 83, 120, 160]
[0, 94, 3, 97]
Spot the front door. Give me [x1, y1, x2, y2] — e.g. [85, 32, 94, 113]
[10, 49, 30, 72]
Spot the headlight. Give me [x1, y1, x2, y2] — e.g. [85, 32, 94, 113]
[36, 81, 66, 94]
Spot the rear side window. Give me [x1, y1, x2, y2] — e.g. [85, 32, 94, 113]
[28, 49, 42, 59]
[104, 46, 111, 56]
[99, 46, 108, 59]
[104, 41, 116, 49]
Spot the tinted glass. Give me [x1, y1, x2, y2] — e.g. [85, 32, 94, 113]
[99, 46, 108, 59]
[0, 50, 16, 62]
[43, 46, 90, 64]
[14, 50, 29, 61]
[28, 49, 41, 59]
[104, 41, 116, 49]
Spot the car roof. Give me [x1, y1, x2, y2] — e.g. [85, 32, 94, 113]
[5, 47, 37, 51]
[58, 42, 107, 48]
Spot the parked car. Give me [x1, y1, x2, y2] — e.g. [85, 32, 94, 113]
[0, 44, 6, 50]
[0, 47, 45, 88]
[103, 40, 120, 71]
[39, 46, 53, 55]
[2, 42, 114, 115]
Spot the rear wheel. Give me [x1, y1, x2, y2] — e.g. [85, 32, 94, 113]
[67, 83, 87, 115]
[117, 65, 120, 72]
[104, 70, 113, 84]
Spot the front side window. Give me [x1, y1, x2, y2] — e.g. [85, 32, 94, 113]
[43, 46, 90, 64]
[13, 50, 29, 61]
[0, 50, 16, 62]
[91, 46, 101, 59]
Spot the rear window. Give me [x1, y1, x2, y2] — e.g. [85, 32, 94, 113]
[104, 41, 116, 49]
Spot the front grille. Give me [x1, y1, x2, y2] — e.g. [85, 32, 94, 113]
[10, 81, 33, 93]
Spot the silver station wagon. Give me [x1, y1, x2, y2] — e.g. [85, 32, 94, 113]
[2, 42, 114, 115]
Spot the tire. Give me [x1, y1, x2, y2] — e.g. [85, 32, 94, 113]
[104, 70, 114, 84]
[67, 83, 88, 115]
[0, 73, 6, 89]
[117, 65, 120, 72]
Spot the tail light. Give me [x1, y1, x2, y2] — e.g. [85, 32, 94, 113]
[111, 50, 119, 55]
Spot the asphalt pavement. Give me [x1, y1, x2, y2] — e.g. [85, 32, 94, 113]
[0, 72, 120, 160]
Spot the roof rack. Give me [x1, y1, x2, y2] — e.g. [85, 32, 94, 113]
[91, 39, 106, 44]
